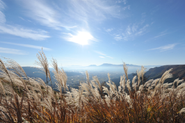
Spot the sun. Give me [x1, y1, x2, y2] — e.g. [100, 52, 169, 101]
[68, 31, 94, 45]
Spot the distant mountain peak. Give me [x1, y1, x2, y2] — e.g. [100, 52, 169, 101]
[88, 64, 97, 67]
[100, 63, 115, 66]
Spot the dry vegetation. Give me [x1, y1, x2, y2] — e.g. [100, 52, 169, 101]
[0, 50, 185, 123]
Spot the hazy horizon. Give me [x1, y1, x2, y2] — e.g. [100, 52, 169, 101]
[0, 0, 185, 67]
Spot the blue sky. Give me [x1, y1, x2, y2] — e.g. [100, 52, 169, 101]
[0, 0, 185, 67]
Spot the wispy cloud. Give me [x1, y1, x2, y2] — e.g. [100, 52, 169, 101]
[116, 0, 127, 4]
[0, 25, 50, 40]
[154, 30, 169, 38]
[99, 56, 105, 58]
[18, 0, 125, 42]
[114, 23, 149, 41]
[105, 28, 114, 32]
[68, 0, 121, 22]
[114, 34, 123, 41]
[148, 44, 177, 52]
[0, 1, 50, 40]
[0, 0, 5, 10]
[94, 51, 113, 59]
[0, 47, 25, 55]
[122, 5, 130, 10]
[0, 11, 5, 23]
[0, 0, 6, 23]
[19, 0, 76, 30]
[65, 30, 96, 45]
[0, 42, 51, 50]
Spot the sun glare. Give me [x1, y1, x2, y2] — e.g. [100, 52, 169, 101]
[68, 31, 94, 45]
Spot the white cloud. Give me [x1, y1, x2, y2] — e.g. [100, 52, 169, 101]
[106, 28, 113, 32]
[0, 11, 5, 23]
[0, 47, 25, 55]
[94, 51, 113, 59]
[148, 44, 177, 52]
[114, 34, 123, 41]
[154, 30, 168, 38]
[17, 0, 124, 42]
[116, 0, 127, 4]
[65, 31, 95, 45]
[0, 0, 5, 10]
[0, 42, 51, 50]
[0, 0, 5, 23]
[0, 1, 50, 40]
[123, 5, 130, 10]
[99, 56, 105, 58]
[0, 25, 50, 40]
[94, 51, 106, 56]
[19, 0, 76, 30]
[115, 23, 149, 41]
[135, 24, 149, 36]
[68, 0, 121, 22]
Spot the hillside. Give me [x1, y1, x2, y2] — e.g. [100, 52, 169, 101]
[145, 65, 185, 81]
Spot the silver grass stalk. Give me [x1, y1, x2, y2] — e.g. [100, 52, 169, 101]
[177, 83, 185, 90]
[3, 83, 14, 96]
[85, 71, 92, 95]
[152, 78, 160, 87]
[179, 107, 185, 114]
[92, 76, 102, 95]
[0, 58, 15, 90]
[36, 49, 51, 93]
[177, 88, 185, 98]
[139, 85, 144, 91]
[106, 74, 117, 98]
[7, 59, 28, 79]
[36, 78, 47, 90]
[123, 62, 128, 80]
[80, 82, 90, 96]
[132, 75, 137, 91]
[119, 75, 126, 92]
[86, 71, 90, 86]
[52, 58, 68, 93]
[102, 86, 110, 96]
[140, 66, 146, 82]
[41, 97, 53, 112]
[91, 80, 98, 89]
[126, 79, 131, 93]
[0, 80, 5, 95]
[104, 95, 110, 107]
[137, 70, 141, 87]
[144, 79, 153, 88]
[160, 68, 173, 84]
[177, 79, 184, 86]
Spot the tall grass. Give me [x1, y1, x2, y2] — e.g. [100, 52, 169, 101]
[0, 50, 185, 123]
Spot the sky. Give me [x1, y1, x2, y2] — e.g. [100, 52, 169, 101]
[0, 0, 185, 67]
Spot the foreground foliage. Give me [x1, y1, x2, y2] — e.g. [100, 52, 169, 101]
[0, 50, 185, 123]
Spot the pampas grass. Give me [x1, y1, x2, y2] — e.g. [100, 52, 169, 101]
[0, 51, 185, 122]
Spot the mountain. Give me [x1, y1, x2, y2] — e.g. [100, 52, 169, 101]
[88, 65, 97, 67]
[22, 67, 82, 78]
[98, 63, 140, 67]
[145, 65, 185, 81]
[99, 63, 117, 67]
